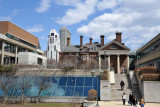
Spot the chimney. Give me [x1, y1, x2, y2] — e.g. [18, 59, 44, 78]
[90, 38, 93, 45]
[80, 35, 83, 47]
[100, 35, 105, 47]
[67, 37, 70, 46]
[115, 32, 122, 43]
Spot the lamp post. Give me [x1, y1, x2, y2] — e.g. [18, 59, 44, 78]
[91, 70, 104, 107]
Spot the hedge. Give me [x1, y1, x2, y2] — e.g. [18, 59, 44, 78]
[142, 74, 160, 81]
[102, 74, 109, 80]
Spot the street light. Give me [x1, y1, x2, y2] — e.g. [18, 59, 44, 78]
[91, 70, 104, 107]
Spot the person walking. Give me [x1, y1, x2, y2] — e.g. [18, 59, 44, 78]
[139, 97, 145, 107]
[132, 97, 138, 107]
[120, 80, 125, 90]
[122, 92, 126, 105]
[129, 92, 134, 106]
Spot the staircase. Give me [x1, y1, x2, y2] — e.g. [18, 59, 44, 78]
[111, 74, 141, 101]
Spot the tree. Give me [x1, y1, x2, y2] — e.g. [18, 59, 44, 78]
[18, 76, 32, 103]
[0, 65, 17, 103]
[35, 74, 50, 103]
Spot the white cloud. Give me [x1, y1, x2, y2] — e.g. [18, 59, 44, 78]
[97, 0, 117, 11]
[77, 0, 160, 51]
[27, 24, 44, 33]
[12, 9, 19, 16]
[57, 0, 98, 25]
[35, 0, 52, 13]
[0, 16, 12, 20]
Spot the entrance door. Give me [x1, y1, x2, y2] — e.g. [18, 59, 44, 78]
[121, 65, 126, 74]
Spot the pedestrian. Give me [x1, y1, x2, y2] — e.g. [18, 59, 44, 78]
[139, 97, 145, 107]
[132, 97, 138, 107]
[122, 92, 126, 105]
[129, 92, 134, 106]
[120, 80, 125, 90]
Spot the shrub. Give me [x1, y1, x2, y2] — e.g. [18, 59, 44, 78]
[104, 70, 108, 74]
[0, 65, 17, 75]
[135, 67, 157, 75]
[142, 74, 160, 81]
[88, 89, 97, 101]
[102, 74, 108, 80]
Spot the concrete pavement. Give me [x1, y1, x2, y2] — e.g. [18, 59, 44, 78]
[92, 101, 160, 107]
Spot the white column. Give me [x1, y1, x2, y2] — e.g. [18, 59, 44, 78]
[15, 46, 18, 64]
[1, 41, 4, 64]
[127, 55, 129, 72]
[117, 55, 120, 74]
[108, 55, 110, 71]
[99, 55, 101, 70]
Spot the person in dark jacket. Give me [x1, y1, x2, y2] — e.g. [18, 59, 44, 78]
[120, 80, 125, 90]
[132, 97, 138, 107]
[129, 92, 134, 106]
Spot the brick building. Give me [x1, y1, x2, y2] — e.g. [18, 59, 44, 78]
[59, 32, 130, 73]
[0, 21, 46, 66]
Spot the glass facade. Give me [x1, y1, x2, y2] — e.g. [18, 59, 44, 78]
[6, 33, 36, 48]
[0, 76, 100, 97]
[4, 42, 16, 53]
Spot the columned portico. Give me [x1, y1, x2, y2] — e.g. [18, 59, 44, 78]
[108, 55, 110, 70]
[117, 55, 120, 74]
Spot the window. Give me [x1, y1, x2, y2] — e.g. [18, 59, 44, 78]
[50, 37, 54, 43]
[110, 45, 117, 49]
[55, 35, 57, 38]
[51, 33, 54, 36]
[54, 45, 56, 50]
[51, 51, 52, 58]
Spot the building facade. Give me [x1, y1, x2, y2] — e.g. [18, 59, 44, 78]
[59, 32, 130, 74]
[46, 29, 60, 62]
[0, 21, 46, 66]
[60, 27, 71, 51]
[136, 33, 160, 68]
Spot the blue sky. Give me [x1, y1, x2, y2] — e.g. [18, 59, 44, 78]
[0, 0, 160, 51]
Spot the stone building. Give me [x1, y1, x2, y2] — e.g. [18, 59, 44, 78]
[46, 29, 60, 62]
[59, 32, 130, 73]
[60, 27, 71, 51]
[0, 21, 46, 66]
[136, 33, 160, 68]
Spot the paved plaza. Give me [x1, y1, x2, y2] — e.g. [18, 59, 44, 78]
[90, 101, 160, 107]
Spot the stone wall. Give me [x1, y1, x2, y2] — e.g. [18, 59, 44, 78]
[143, 81, 160, 102]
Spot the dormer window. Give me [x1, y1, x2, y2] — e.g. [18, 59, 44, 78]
[110, 45, 117, 49]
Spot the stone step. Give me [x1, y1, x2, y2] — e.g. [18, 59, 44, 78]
[111, 73, 141, 101]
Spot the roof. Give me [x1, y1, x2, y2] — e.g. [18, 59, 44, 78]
[138, 33, 160, 53]
[99, 40, 130, 50]
[62, 42, 101, 52]
[0, 21, 39, 46]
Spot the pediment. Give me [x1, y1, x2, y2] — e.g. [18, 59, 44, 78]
[99, 40, 130, 51]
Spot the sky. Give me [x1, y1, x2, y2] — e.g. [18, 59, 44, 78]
[0, 0, 160, 51]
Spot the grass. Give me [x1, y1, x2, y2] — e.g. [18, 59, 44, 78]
[0, 103, 82, 107]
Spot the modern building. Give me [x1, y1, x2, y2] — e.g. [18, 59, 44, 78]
[0, 21, 47, 66]
[46, 29, 60, 62]
[59, 32, 130, 73]
[136, 33, 160, 68]
[60, 27, 71, 51]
